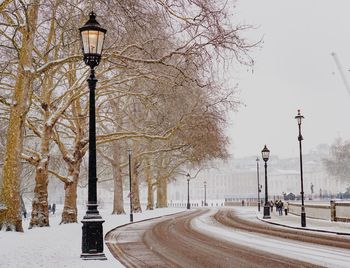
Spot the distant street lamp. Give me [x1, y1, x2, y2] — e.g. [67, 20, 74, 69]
[204, 181, 207, 206]
[128, 149, 133, 223]
[256, 157, 261, 212]
[186, 173, 191, 209]
[80, 12, 107, 260]
[261, 145, 271, 219]
[295, 109, 306, 227]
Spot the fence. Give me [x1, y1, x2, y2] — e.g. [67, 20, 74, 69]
[288, 201, 350, 222]
[168, 200, 225, 207]
[224, 200, 259, 207]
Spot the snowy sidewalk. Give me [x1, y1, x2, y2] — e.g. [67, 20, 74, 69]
[255, 208, 350, 235]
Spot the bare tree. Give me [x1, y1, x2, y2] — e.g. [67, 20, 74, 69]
[1, 0, 257, 231]
[0, 0, 40, 232]
[323, 138, 350, 184]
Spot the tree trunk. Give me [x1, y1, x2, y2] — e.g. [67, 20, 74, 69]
[0, 0, 39, 232]
[29, 123, 52, 228]
[112, 142, 125, 214]
[131, 157, 142, 213]
[156, 175, 168, 208]
[55, 93, 86, 224]
[146, 158, 154, 210]
[60, 159, 81, 224]
[29, 155, 50, 228]
[61, 181, 78, 224]
[112, 165, 125, 214]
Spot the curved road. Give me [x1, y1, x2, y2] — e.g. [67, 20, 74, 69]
[215, 209, 350, 249]
[105, 208, 346, 267]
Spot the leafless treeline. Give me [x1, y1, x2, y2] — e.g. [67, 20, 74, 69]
[0, 0, 257, 231]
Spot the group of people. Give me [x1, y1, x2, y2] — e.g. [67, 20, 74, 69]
[269, 200, 286, 215]
[22, 203, 56, 219]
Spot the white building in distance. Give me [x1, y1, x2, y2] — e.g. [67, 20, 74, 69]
[168, 150, 348, 204]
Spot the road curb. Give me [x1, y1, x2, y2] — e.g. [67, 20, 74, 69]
[256, 215, 350, 236]
[105, 209, 193, 240]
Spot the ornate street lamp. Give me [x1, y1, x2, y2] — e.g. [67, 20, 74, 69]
[256, 157, 261, 212]
[295, 109, 306, 227]
[261, 145, 270, 219]
[186, 173, 191, 209]
[128, 149, 133, 222]
[80, 12, 107, 260]
[204, 181, 207, 206]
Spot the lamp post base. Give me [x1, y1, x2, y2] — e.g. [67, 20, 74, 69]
[81, 252, 107, 260]
[130, 213, 133, 222]
[187, 203, 191, 209]
[301, 212, 306, 227]
[263, 205, 271, 219]
[81, 210, 106, 260]
[258, 202, 261, 212]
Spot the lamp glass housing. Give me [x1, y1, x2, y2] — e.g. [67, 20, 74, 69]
[261, 145, 270, 162]
[79, 12, 107, 67]
[295, 109, 304, 125]
[81, 30, 105, 55]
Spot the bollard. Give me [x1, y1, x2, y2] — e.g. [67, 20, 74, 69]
[330, 200, 336, 222]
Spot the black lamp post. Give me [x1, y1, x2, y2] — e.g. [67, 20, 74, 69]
[80, 12, 107, 260]
[261, 145, 270, 219]
[295, 109, 306, 227]
[256, 157, 261, 212]
[128, 149, 133, 222]
[186, 173, 191, 209]
[204, 181, 207, 206]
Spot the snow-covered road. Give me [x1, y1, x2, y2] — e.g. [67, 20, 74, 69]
[192, 209, 350, 268]
[4, 206, 349, 268]
[107, 209, 319, 267]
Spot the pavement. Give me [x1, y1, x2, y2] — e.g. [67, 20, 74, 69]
[256, 208, 350, 235]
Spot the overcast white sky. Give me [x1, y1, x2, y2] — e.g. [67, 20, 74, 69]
[227, 0, 350, 158]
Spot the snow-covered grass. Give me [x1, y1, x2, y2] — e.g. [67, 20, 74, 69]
[0, 204, 185, 268]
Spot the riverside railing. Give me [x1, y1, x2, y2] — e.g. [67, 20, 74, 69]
[288, 201, 350, 222]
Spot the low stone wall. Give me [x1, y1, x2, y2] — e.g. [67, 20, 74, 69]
[288, 201, 350, 222]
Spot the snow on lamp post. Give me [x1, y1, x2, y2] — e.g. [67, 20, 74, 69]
[79, 12, 107, 260]
[295, 109, 306, 227]
[261, 145, 271, 219]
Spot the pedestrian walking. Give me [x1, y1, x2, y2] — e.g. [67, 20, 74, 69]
[284, 202, 288, 215]
[278, 200, 283, 215]
[270, 200, 274, 212]
[52, 203, 56, 214]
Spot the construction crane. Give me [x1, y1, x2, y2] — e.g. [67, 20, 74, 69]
[331, 52, 350, 97]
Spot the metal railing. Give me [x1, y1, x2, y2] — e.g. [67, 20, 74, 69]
[288, 201, 350, 222]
